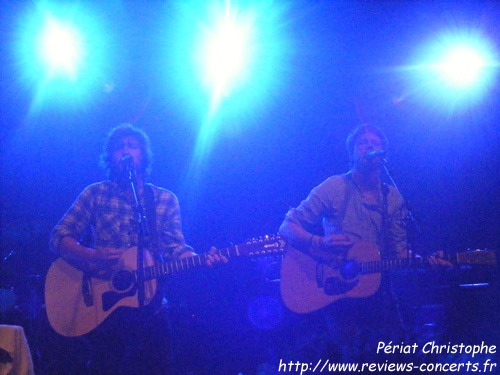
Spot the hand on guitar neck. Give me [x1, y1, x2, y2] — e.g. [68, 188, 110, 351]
[314, 235, 452, 269]
[179, 246, 228, 267]
[428, 250, 454, 268]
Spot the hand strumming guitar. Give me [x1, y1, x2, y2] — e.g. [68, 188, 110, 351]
[313, 234, 354, 252]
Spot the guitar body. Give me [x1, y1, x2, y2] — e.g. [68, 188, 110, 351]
[45, 246, 157, 337]
[280, 241, 381, 314]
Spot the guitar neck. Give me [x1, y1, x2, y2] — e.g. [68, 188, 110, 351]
[360, 256, 428, 274]
[134, 235, 287, 282]
[135, 246, 238, 281]
[361, 249, 497, 274]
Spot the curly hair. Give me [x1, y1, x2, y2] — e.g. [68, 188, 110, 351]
[100, 123, 153, 180]
[345, 123, 388, 164]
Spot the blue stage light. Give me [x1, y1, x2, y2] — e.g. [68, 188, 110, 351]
[38, 16, 84, 79]
[12, 1, 122, 115]
[436, 44, 491, 88]
[15, 3, 114, 109]
[402, 30, 498, 110]
[196, 1, 257, 115]
[166, 0, 290, 172]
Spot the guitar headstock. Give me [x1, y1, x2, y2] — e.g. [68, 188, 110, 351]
[456, 249, 497, 266]
[237, 235, 288, 258]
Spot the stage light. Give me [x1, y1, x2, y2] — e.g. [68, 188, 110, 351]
[198, 1, 256, 114]
[167, 0, 288, 117]
[38, 17, 84, 79]
[402, 30, 498, 110]
[165, 0, 289, 176]
[436, 45, 490, 88]
[15, 3, 114, 108]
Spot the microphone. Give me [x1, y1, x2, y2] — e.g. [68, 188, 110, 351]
[120, 155, 134, 169]
[365, 150, 387, 160]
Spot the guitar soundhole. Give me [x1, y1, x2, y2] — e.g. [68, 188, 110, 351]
[340, 260, 360, 280]
[112, 270, 134, 291]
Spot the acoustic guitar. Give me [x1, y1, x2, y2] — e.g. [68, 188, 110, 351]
[280, 241, 497, 314]
[45, 235, 287, 337]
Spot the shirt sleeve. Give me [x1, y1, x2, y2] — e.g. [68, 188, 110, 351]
[283, 176, 345, 230]
[155, 189, 193, 260]
[49, 186, 95, 254]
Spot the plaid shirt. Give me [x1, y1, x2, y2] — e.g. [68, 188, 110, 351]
[50, 181, 192, 260]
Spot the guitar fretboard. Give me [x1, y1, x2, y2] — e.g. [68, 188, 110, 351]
[134, 247, 238, 281]
[360, 249, 496, 274]
[360, 256, 428, 274]
[133, 236, 287, 282]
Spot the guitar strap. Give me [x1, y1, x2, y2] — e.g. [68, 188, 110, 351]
[341, 173, 354, 223]
[314, 175, 353, 289]
[381, 183, 390, 258]
[343, 173, 390, 258]
[143, 184, 161, 262]
[143, 184, 169, 309]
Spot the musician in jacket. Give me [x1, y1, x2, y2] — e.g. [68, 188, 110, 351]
[49, 123, 224, 374]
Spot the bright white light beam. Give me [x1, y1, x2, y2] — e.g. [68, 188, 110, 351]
[38, 17, 83, 78]
[437, 45, 488, 87]
[199, 1, 255, 114]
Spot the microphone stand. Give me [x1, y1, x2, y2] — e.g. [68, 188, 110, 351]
[379, 157, 420, 336]
[125, 163, 150, 308]
[379, 157, 421, 257]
